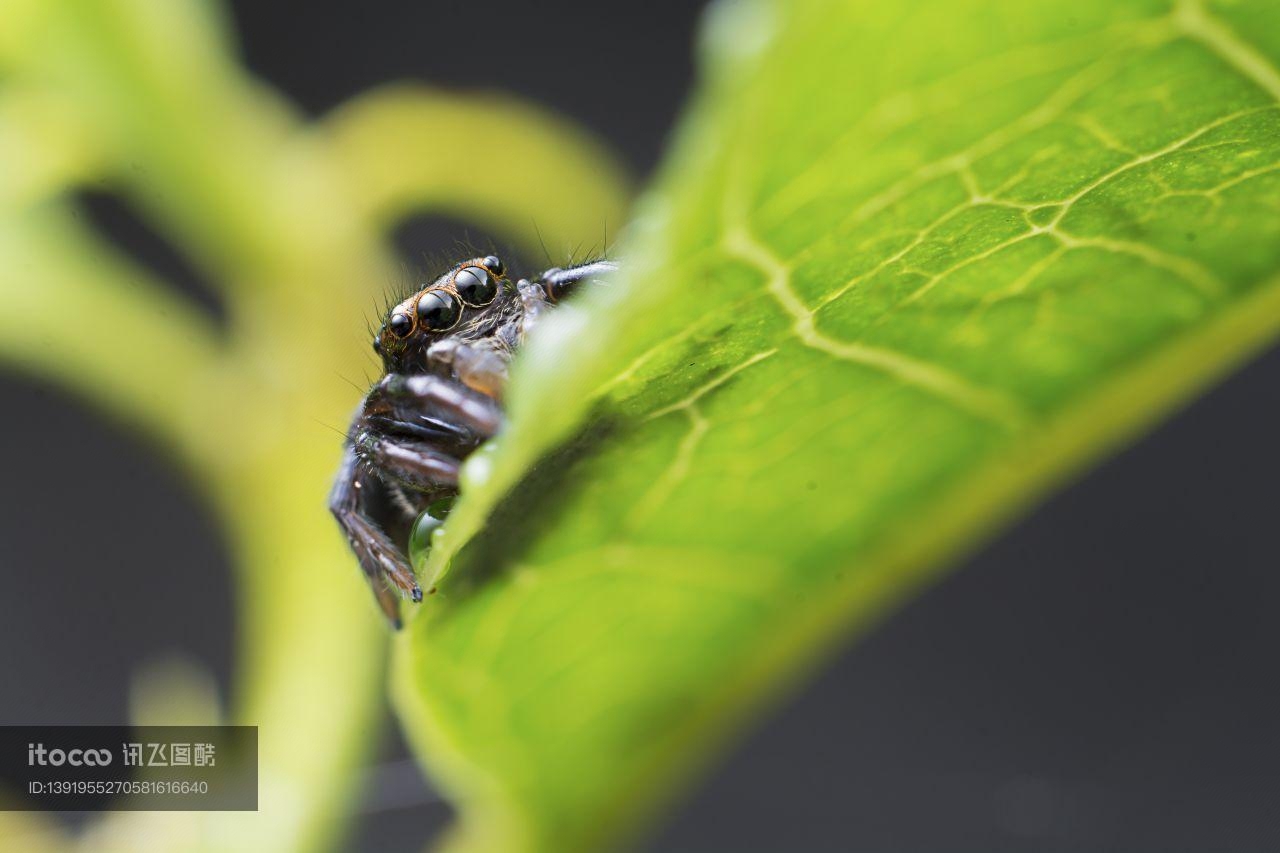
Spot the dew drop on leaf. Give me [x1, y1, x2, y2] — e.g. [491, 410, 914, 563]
[409, 497, 455, 567]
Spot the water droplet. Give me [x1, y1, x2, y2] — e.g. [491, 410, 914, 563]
[408, 498, 455, 567]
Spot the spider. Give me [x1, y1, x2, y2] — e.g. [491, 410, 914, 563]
[330, 254, 616, 628]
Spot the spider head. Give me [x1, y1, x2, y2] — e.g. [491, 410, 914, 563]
[374, 255, 507, 370]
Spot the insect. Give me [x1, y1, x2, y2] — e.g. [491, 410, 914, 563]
[330, 254, 616, 627]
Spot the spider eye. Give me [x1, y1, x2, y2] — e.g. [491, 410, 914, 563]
[372, 335, 382, 354]
[387, 312, 412, 338]
[416, 289, 462, 330]
[454, 266, 498, 306]
[481, 255, 505, 276]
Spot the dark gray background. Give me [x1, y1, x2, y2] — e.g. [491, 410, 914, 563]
[1, 2, 1276, 851]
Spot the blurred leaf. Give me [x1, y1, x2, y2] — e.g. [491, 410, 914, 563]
[323, 85, 631, 260]
[0, 89, 101, 210]
[0, 204, 223, 452]
[394, 0, 1280, 849]
[129, 656, 223, 728]
[0, 812, 68, 853]
[9, 0, 299, 287]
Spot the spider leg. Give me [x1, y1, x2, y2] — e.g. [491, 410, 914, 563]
[520, 259, 617, 336]
[540, 259, 618, 301]
[331, 372, 502, 625]
[329, 445, 420, 627]
[376, 373, 503, 438]
[352, 429, 462, 492]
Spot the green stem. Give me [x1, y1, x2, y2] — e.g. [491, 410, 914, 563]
[0, 203, 224, 466]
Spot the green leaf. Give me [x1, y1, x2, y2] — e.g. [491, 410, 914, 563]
[394, 0, 1280, 849]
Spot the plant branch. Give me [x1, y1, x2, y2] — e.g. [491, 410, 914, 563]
[322, 85, 632, 262]
[0, 202, 225, 469]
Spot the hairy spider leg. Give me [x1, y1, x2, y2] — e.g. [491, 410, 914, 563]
[541, 259, 619, 301]
[378, 373, 503, 436]
[334, 372, 504, 625]
[329, 447, 418, 627]
[518, 259, 619, 336]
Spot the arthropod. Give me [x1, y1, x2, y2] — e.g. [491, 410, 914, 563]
[330, 254, 616, 627]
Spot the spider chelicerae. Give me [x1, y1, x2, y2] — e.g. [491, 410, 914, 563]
[330, 254, 616, 627]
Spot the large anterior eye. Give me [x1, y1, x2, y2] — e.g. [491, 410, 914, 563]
[387, 312, 413, 338]
[416, 289, 462, 330]
[453, 266, 498, 307]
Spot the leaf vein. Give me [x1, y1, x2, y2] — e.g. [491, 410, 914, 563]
[723, 221, 1028, 428]
[1175, 0, 1280, 102]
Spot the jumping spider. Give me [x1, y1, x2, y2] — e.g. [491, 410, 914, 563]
[330, 254, 616, 627]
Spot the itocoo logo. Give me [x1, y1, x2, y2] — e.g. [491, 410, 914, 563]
[27, 743, 112, 766]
